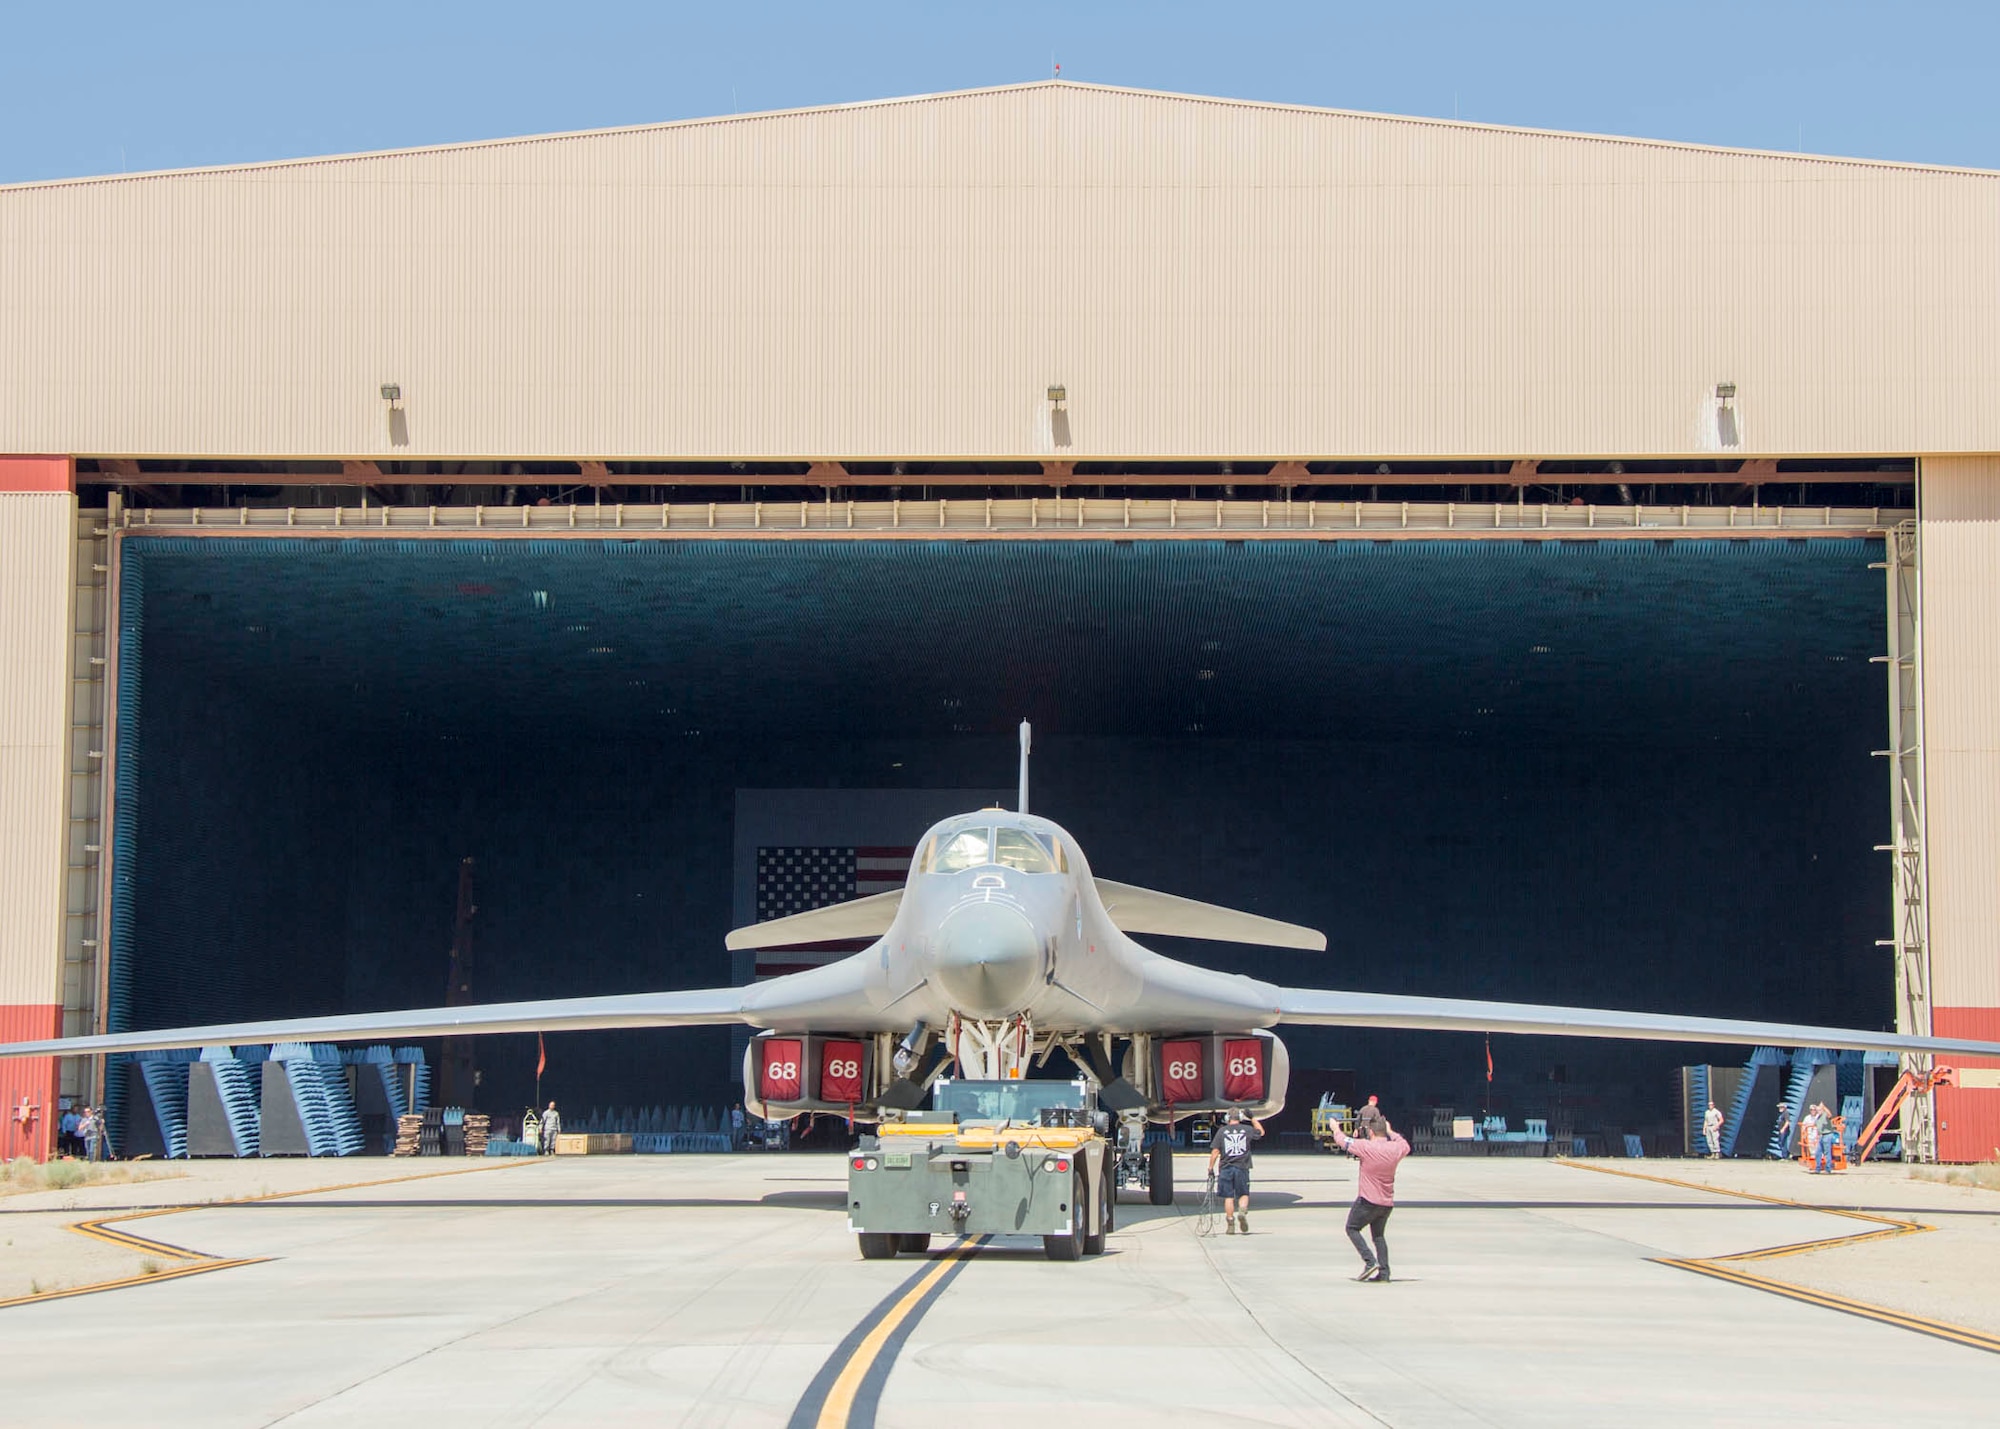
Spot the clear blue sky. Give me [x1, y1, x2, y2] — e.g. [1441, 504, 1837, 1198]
[5, 1, 1997, 183]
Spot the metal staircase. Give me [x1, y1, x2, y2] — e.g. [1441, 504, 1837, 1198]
[1686, 1066, 1709, 1154]
[136, 1056, 192, 1159]
[397, 1046, 432, 1116]
[200, 1047, 262, 1156]
[356, 1046, 409, 1120]
[1721, 1047, 1785, 1157]
[1769, 1049, 1833, 1157]
[271, 1044, 364, 1156]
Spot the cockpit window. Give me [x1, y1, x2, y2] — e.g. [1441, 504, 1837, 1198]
[930, 828, 993, 873]
[994, 828, 1056, 873]
[922, 826, 1061, 875]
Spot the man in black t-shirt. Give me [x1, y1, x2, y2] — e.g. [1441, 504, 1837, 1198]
[1206, 1109, 1265, 1234]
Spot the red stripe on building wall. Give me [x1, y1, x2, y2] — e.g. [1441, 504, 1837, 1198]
[0, 457, 73, 493]
[0, 1005, 61, 1163]
[1934, 1007, 2000, 1165]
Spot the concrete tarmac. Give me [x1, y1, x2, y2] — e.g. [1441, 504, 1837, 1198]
[3, 1151, 1998, 1426]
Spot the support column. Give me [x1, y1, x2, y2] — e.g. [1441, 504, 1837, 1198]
[0, 456, 76, 1162]
[1916, 456, 2000, 1163]
[1880, 519, 1935, 1160]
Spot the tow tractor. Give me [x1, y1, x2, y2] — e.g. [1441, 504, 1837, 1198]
[847, 1077, 1118, 1261]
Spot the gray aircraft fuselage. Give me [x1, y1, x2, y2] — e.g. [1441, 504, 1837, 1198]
[835, 811, 1273, 1036]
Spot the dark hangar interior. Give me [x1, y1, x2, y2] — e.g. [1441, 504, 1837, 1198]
[110, 534, 1887, 1137]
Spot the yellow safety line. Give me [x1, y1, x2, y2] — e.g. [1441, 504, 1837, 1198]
[4, 1157, 544, 1313]
[1560, 1160, 2000, 1353]
[68, 1219, 207, 1260]
[817, 1240, 981, 1428]
[1558, 1159, 1916, 1236]
[0, 1257, 271, 1310]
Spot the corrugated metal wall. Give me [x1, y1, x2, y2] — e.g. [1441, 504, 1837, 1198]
[0, 1005, 59, 1161]
[1934, 1009, 2000, 1164]
[0, 492, 72, 1009]
[2, 82, 1996, 461]
[1918, 456, 2000, 1160]
[1919, 455, 2000, 1011]
[0, 492, 74, 1159]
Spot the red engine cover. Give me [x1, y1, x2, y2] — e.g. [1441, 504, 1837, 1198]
[759, 1039, 804, 1102]
[819, 1039, 865, 1104]
[1161, 1039, 1205, 1104]
[1222, 1038, 1265, 1102]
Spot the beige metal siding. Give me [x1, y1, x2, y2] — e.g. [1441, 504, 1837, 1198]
[1920, 455, 2000, 1008]
[1, 82, 1995, 462]
[0, 493, 75, 1006]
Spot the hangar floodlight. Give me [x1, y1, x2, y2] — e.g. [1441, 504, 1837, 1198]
[380, 383, 402, 403]
[1047, 384, 1067, 407]
[1715, 382, 1737, 405]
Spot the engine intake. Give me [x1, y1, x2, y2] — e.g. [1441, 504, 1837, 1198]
[1147, 1031, 1289, 1123]
[743, 1032, 875, 1119]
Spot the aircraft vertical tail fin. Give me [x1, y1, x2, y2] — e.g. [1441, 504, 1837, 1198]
[1018, 719, 1032, 815]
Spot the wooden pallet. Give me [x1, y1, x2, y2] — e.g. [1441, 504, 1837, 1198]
[392, 1112, 424, 1157]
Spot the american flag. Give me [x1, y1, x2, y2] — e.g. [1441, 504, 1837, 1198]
[752, 846, 913, 979]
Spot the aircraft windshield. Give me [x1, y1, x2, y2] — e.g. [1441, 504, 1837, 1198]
[930, 829, 992, 872]
[994, 829, 1056, 873]
[925, 826, 1058, 874]
[933, 1079, 1089, 1124]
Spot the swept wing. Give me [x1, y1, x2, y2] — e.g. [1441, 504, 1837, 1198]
[725, 890, 902, 950]
[1275, 985, 2000, 1058]
[0, 957, 890, 1059]
[0, 987, 750, 1059]
[1095, 880, 1326, 950]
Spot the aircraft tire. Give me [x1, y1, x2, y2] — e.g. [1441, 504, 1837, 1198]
[1083, 1165, 1111, 1256]
[1044, 1177, 1085, 1261]
[857, 1232, 898, 1260]
[1148, 1139, 1174, 1205]
[896, 1233, 931, 1254]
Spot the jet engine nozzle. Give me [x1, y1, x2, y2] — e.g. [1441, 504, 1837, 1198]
[932, 903, 1044, 1018]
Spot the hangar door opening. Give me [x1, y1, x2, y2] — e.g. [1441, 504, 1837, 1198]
[103, 531, 1890, 1144]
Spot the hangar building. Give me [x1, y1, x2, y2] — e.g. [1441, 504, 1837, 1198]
[1, 82, 1995, 1159]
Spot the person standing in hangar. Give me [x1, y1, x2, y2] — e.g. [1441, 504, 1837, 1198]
[1703, 1101, 1725, 1158]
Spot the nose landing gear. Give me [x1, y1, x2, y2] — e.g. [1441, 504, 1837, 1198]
[951, 1013, 1035, 1080]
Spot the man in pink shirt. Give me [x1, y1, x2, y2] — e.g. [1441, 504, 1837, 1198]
[1328, 1114, 1411, 1282]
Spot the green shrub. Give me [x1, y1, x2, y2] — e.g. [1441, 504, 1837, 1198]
[41, 1160, 87, 1190]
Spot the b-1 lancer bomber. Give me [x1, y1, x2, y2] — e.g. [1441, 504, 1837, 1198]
[6, 722, 1997, 1216]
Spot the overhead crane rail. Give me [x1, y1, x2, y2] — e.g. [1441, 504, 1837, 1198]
[112, 497, 1906, 542]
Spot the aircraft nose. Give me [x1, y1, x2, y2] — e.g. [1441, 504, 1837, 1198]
[932, 902, 1044, 1018]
